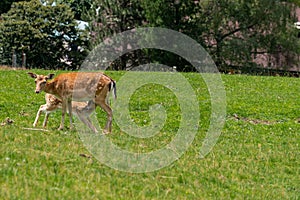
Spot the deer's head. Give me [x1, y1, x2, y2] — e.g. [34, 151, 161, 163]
[28, 72, 55, 93]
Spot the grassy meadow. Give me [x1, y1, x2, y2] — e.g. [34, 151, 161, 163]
[0, 68, 299, 199]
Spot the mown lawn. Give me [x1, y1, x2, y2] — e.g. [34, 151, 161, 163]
[0, 68, 299, 199]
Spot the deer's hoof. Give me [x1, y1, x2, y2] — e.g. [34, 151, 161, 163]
[102, 129, 111, 135]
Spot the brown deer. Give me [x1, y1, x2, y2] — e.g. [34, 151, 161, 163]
[33, 93, 98, 133]
[28, 72, 116, 133]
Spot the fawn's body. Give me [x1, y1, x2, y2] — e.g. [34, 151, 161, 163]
[33, 93, 97, 133]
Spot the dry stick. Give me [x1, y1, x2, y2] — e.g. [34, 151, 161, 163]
[22, 127, 50, 132]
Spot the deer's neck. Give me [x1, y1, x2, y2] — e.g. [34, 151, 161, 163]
[44, 80, 58, 96]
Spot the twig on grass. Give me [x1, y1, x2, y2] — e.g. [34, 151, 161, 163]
[22, 127, 50, 132]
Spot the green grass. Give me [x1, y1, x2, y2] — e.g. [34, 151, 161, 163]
[0, 69, 299, 199]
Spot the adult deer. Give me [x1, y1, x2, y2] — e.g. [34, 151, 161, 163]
[33, 93, 98, 133]
[28, 72, 116, 133]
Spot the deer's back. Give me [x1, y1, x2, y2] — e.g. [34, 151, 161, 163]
[50, 72, 112, 100]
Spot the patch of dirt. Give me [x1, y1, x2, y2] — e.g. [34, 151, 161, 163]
[79, 153, 93, 164]
[231, 114, 274, 125]
[1, 117, 14, 126]
[19, 110, 30, 116]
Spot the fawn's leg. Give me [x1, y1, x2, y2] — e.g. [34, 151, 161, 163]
[43, 112, 51, 128]
[33, 105, 46, 127]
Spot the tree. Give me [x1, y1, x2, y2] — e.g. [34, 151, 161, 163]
[140, 0, 300, 72]
[0, 0, 28, 15]
[140, 0, 205, 71]
[39, 0, 93, 21]
[85, 0, 147, 70]
[198, 0, 300, 72]
[0, 0, 89, 69]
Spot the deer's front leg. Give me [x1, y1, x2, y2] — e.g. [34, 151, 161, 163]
[67, 100, 74, 130]
[58, 100, 67, 130]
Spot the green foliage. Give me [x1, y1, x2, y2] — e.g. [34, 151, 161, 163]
[89, 0, 145, 44]
[140, 0, 300, 71]
[285, 0, 300, 6]
[0, 69, 299, 199]
[0, 0, 28, 15]
[86, 0, 147, 70]
[0, 0, 89, 69]
[40, 0, 93, 21]
[1, 0, 300, 71]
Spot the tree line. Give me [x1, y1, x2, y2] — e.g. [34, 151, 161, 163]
[1, 0, 300, 72]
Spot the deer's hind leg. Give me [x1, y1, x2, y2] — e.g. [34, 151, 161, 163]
[78, 114, 98, 133]
[95, 98, 112, 134]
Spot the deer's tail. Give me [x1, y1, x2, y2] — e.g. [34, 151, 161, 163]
[110, 80, 117, 100]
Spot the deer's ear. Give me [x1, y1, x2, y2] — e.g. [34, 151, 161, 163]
[47, 73, 55, 80]
[27, 72, 37, 79]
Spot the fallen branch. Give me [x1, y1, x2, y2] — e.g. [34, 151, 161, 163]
[79, 153, 93, 159]
[22, 127, 49, 132]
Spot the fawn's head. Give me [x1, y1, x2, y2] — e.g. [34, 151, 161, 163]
[28, 72, 55, 93]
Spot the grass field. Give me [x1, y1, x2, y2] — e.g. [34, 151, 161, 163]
[0, 68, 299, 199]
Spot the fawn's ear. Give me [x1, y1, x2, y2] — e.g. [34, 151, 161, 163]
[47, 73, 55, 80]
[27, 72, 37, 79]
